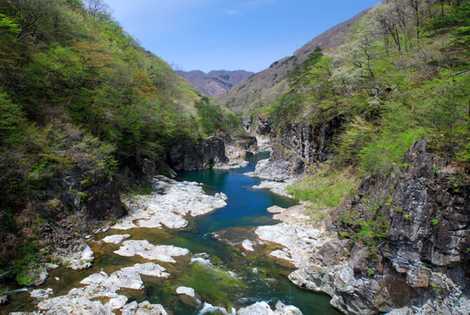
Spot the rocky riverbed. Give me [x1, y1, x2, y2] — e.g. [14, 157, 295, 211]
[3, 171, 311, 315]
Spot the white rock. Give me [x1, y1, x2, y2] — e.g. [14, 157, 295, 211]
[102, 234, 130, 244]
[81, 263, 169, 292]
[274, 301, 303, 315]
[114, 240, 189, 263]
[113, 176, 227, 231]
[30, 288, 53, 300]
[242, 239, 255, 252]
[199, 302, 235, 315]
[267, 206, 286, 214]
[191, 253, 213, 266]
[106, 295, 128, 310]
[124, 262, 170, 278]
[38, 296, 112, 314]
[237, 301, 303, 315]
[255, 223, 324, 268]
[45, 263, 59, 270]
[238, 301, 273, 315]
[176, 286, 196, 298]
[125, 301, 167, 315]
[60, 244, 94, 270]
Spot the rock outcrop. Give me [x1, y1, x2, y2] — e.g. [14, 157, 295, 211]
[113, 176, 227, 230]
[168, 136, 228, 171]
[255, 141, 469, 315]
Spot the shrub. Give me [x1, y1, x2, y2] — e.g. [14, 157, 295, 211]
[287, 166, 359, 220]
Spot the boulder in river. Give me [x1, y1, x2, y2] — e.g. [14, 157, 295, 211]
[114, 240, 189, 263]
[113, 176, 227, 230]
[102, 234, 130, 244]
[237, 301, 302, 315]
[122, 301, 168, 315]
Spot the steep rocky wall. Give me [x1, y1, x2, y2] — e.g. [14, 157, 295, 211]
[0, 167, 127, 275]
[325, 140, 470, 314]
[167, 136, 229, 171]
[247, 115, 343, 173]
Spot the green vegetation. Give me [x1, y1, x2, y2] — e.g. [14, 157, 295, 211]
[0, 0, 239, 284]
[254, 0, 469, 175]
[178, 263, 245, 308]
[287, 166, 358, 221]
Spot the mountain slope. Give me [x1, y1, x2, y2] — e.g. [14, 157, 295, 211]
[177, 70, 253, 97]
[221, 10, 370, 113]
[239, 1, 469, 313]
[0, 0, 240, 286]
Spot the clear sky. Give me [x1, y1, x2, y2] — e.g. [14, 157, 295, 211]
[104, 0, 379, 73]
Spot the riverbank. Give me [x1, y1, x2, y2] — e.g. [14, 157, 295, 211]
[2, 154, 341, 315]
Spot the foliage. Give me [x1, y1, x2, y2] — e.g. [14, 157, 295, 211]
[0, 0, 239, 284]
[287, 166, 359, 220]
[258, 0, 469, 175]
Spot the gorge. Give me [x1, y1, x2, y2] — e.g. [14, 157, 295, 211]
[0, 0, 469, 315]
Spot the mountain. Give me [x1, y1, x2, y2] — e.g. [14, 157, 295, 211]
[0, 0, 240, 286]
[232, 1, 469, 314]
[177, 70, 254, 97]
[221, 10, 369, 113]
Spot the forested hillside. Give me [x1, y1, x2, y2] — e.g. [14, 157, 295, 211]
[252, 0, 469, 181]
[0, 0, 238, 286]
[243, 1, 469, 312]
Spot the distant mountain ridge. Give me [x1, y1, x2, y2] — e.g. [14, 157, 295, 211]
[177, 70, 254, 97]
[221, 9, 370, 113]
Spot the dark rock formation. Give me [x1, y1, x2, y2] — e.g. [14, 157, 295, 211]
[275, 117, 343, 164]
[330, 140, 470, 313]
[168, 136, 228, 171]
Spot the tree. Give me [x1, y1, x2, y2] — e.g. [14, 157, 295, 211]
[84, 0, 109, 18]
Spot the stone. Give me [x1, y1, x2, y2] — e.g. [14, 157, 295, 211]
[191, 252, 212, 266]
[252, 180, 293, 198]
[237, 302, 273, 315]
[124, 301, 167, 315]
[176, 286, 195, 298]
[107, 295, 128, 310]
[113, 176, 227, 230]
[199, 302, 235, 315]
[274, 301, 303, 315]
[114, 240, 189, 263]
[241, 239, 255, 252]
[80, 263, 169, 291]
[246, 159, 291, 182]
[30, 288, 53, 300]
[267, 206, 286, 214]
[60, 244, 94, 270]
[102, 234, 130, 244]
[38, 296, 112, 315]
[237, 301, 303, 315]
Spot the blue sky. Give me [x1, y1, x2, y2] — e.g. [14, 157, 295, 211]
[104, 0, 379, 72]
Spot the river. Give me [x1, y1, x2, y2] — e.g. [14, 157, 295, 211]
[3, 154, 341, 315]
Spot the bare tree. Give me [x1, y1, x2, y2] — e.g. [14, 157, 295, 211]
[84, 0, 109, 17]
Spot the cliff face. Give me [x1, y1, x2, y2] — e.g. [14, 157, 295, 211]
[167, 136, 229, 171]
[288, 141, 469, 314]
[248, 116, 343, 172]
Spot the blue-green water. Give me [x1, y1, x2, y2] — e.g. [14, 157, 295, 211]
[2, 154, 341, 315]
[144, 154, 342, 315]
